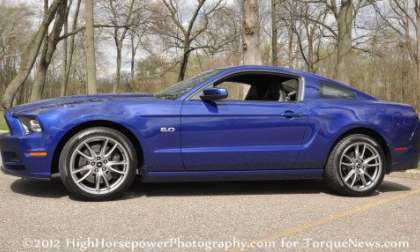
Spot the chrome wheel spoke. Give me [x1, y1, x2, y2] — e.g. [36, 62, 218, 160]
[108, 167, 125, 175]
[102, 173, 110, 189]
[364, 172, 374, 181]
[77, 150, 93, 160]
[341, 162, 353, 167]
[108, 161, 128, 166]
[354, 144, 360, 159]
[344, 169, 356, 182]
[95, 173, 101, 190]
[77, 169, 93, 183]
[100, 138, 109, 156]
[360, 174, 367, 186]
[350, 173, 357, 187]
[72, 165, 91, 174]
[363, 155, 379, 165]
[84, 142, 97, 158]
[105, 143, 118, 158]
[360, 144, 366, 159]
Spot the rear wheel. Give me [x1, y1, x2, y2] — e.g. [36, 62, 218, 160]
[325, 134, 385, 196]
[59, 127, 137, 200]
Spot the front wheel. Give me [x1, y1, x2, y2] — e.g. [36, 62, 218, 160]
[59, 127, 137, 200]
[324, 134, 385, 196]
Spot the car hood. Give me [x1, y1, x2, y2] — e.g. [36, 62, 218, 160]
[8, 93, 154, 116]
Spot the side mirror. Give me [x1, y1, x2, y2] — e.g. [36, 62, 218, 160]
[200, 88, 228, 101]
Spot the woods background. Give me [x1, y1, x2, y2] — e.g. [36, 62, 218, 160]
[0, 0, 420, 123]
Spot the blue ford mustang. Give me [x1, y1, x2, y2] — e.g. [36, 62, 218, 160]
[1, 65, 419, 200]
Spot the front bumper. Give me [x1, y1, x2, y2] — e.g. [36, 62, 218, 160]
[0, 132, 51, 178]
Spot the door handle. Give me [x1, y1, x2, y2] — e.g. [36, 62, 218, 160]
[281, 110, 299, 119]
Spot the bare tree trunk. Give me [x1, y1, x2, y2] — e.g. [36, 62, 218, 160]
[18, 81, 26, 105]
[110, 0, 135, 92]
[63, 29, 68, 93]
[160, 0, 208, 81]
[31, 1, 49, 102]
[130, 34, 136, 87]
[30, 0, 67, 102]
[287, 24, 294, 67]
[62, 2, 68, 97]
[113, 40, 122, 93]
[30, 0, 50, 102]
[61, 0, 81, 97]
[241, 0, 262, 65]
[415, 0, 420, 107]
[84, 0, 97, 94]
[1, 0, 63, 109]
[307, 30, 315, 72]
[31, 63, 48, 101]
[271, 0, 278, 66]
[334, 0, 353, 83]
[178, 41, 191, 81]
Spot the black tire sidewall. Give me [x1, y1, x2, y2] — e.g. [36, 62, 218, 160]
[59, 127, 137, 200]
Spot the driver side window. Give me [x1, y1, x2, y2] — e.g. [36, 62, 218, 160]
[191, 72, 300, 102]
[216, 81, 250, 101]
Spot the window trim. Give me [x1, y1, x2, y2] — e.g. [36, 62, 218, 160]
[185, 70, 305, 103]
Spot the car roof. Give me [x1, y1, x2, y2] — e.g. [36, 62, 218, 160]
[218, 65, 335, 83]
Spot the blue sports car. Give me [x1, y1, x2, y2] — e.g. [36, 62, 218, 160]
[1, 65, 419, 200]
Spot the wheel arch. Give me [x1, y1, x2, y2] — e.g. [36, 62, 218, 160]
[51, 120, 144, 175]
[327, 127, 391, 173]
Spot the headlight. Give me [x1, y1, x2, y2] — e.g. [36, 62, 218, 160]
[19, 117, 42, 134]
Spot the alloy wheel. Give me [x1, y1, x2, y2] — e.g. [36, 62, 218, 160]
[338, 141, 382, 192]
[69, 136, 130, 195]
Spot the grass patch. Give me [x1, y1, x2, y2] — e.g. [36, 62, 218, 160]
[0, 111, 8, 131]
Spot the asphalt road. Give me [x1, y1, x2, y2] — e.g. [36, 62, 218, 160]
[1, 172, 420, 252]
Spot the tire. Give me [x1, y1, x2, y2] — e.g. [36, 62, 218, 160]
[324, 134, 385, 196]
[59, 127, 137, 200]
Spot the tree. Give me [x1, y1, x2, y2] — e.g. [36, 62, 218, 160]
[103, 0, 138, 92]
[334, 0, 353, 82]
[129, 29, 146, 90]
[61, 0, 82, 96]
[241, 0, 262, 64]
[417, 1, 420, 86]
[417, 1, 420, 99]
[287, 1, 330, 72]
[154, 0, 224, 81]
[271, 0, 279, 65]
[1, 0, 64, 109]
[84, 0, 97, 94]
[30, 0, 68, 102]
[0, 4, 33, 99]
[371, 0, 420, 106]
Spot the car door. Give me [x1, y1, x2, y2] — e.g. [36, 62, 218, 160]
[180, 75, 311, 171]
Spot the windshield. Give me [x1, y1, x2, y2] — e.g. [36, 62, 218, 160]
[154, 70, 220, 99]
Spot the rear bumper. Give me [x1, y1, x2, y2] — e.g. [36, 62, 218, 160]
[0, 132, 51, 178]
[388, 121, 420, 172]
[389, 148, 419, 172]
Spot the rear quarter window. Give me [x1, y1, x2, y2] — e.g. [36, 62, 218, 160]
[320, 82, 356, 99]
